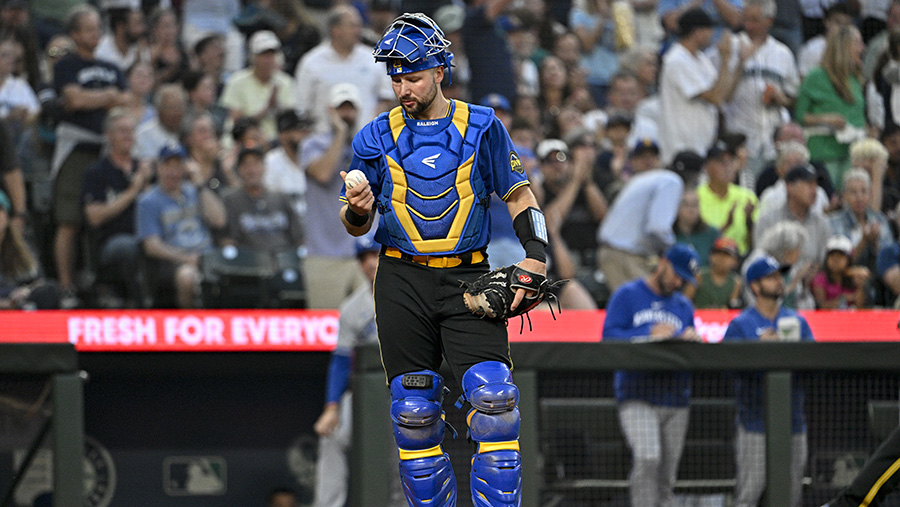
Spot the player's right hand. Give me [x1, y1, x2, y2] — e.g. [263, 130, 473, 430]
[340, 170, 375, 216]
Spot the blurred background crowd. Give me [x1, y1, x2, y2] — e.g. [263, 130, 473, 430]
[1, 0, 899, 312]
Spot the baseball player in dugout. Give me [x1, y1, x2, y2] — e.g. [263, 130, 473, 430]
[339, 12, 554, 507]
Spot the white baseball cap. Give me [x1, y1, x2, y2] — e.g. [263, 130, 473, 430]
[330, 82, 362, 109]
[826, 235, 853, 256]
[249, 30, 281, 55]
[536, 139, 569, 161]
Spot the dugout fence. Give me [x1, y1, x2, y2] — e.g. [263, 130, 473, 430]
[351, 341, 900, 507]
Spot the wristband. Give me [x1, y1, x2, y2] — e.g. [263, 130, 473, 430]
[344, 207, 369, 227]
[513, 207, 548, 263]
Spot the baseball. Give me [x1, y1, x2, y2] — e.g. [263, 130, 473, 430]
[344, 169, 368, 190]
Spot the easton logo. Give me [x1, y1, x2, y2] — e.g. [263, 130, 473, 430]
[518, 274, 532, 284]
[422, 153, 440, 168]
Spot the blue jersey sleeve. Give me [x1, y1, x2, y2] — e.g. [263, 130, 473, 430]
[325, 353, 352, 404]
[482, 117, 530, 201]
[602, 287, 635, 340]
[800, 317, 815, 342]
[723, 316, 749, 342]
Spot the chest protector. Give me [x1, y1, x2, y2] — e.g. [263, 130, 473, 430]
[354, 101, 493, 255]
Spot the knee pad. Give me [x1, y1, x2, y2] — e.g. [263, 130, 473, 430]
[462, 362, 522, 507]
[390, 370, 457, 507]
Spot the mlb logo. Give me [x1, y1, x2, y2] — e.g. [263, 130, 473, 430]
[163, 456, 227, 496]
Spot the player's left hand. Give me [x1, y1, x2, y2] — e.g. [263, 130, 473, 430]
[511, 258, 546, 311]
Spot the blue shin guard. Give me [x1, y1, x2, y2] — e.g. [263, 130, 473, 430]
[391, 370, 457, 506]
[462, 362, 522, 507]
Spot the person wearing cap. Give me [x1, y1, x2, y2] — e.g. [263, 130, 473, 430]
[597, 138, 691, 291]
[479, 93, 511, 128]
[339, 12, 547, 506]
[220, 29, 297, 143]
[723, 255, 816, 507]
[312, 235, 405, 507]
[221, 145, 303, 256]
[697, 139, 760, 256]
[136, 144, 225, 308]
[810, 234, 871, 308]
[659, 0, 742, 41]
[294, 5, 392, 135]
[602, 243, 702, 507]
[299, 82, 368, 309]
[757, 139, 831, 217]
[754, 163, 832, 267]
[81, 108, 152, 308]
[658, 7, 744, 165]
[263, 110, 314, 222]
[684, 237, 743, 308]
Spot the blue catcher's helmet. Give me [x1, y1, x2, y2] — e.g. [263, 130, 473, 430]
[373, 12, 454, 82]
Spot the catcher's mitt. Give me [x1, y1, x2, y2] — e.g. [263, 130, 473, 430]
[461, 264, 561, 321]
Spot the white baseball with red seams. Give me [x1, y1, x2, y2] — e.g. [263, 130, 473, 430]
[344, 169, 368, 190]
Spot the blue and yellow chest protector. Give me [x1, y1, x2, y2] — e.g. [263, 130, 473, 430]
[352, 101, 495, 255]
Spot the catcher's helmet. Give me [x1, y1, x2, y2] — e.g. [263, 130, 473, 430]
[373, 12, 454, 82]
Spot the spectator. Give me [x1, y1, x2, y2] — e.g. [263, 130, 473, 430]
[433, 4, 470, 100]
[182, 70, 228, 135]
[94, 6, 149, 72]
[794, 25, 867, 189]
[122, 60, 155, 126]
[220, 30, 297, 143]
[300, 83, 367, 308]
[876, 201, 900, 306]
[659, 0, 742, 41]
[863, 0, 900, 80]
[267, 0, 321, 74]
[180, 0, 243, 74]
[618, 45, 660, 96]
[797, 3, 855, 78]
[718, 0, 800, 176]
[604, 73, 644, 118]
[882, 124, 900, 213]
[723, 255, 814, 507]
[758, 141, 831, 216]
[697, 140, 759, 255]
[183, 112, 238, 195]
[480, 93, 512, 130]
[568, 1, 621, 102]
[0, 188, 59, 310]
[81, 108, 152, 308]
[596, 143, 690, 290]
[462, 0, 518, 107]
[137, 144, 225, 308]
[222, 146, 303, 255]
[849, 138, 890, 212]
[537, 136, 606, 269]
[866, 29, 900, 133]
[221, 116, 264, 175]
[743, 221, 814, 309]
[0, 36, 39, 124]
[674, 186, 720, 266]
[755, 164, 832, 267]
[191, 34, 226, 98]
[312, 237, 404, 507]
[52, 4, 129, 306]
[537, 55, 572, 125]
[829, 168, 894, 275]
[602, 243, 701, 507]
[0, 114, 27, 238]
[658, 8, 743, 164]
[860, 0, 894, 43]
[148, 8, 188, 85]
[264, 109, 314, 224]
[685, 236, 742, 308]
[294, 5, 391, 134]
[810, 234, 870, 308]
[594, 114, 634, 199]
[543, 196, 601, 310]
[133, 83, 186, 161]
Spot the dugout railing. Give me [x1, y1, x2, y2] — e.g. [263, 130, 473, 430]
[351, 341, 900, 507]
[0, 343, 82, 507]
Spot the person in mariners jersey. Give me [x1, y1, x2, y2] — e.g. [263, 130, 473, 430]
[338, 12, 548, 507]
[602, 243, 702, 507]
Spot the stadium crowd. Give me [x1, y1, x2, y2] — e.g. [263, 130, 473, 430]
[0, 0, 899, 311]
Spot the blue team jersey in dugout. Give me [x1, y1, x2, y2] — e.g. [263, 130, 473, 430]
[340, 100, 529, 256]
[723, 306, 815, 433]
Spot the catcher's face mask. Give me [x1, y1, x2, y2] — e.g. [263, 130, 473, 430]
[374, 12, 454, 83]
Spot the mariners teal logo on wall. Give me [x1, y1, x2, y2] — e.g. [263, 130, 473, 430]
[509, 151, 523, 173]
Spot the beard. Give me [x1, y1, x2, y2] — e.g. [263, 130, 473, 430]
[758, 285, 783, 300]
[400, 81, 438, 117]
